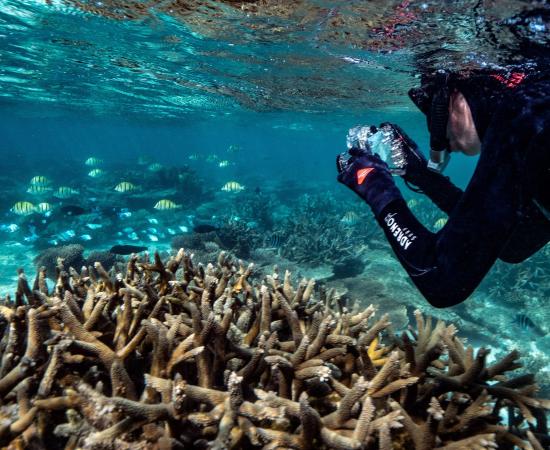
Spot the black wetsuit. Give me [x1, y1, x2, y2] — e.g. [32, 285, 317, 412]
[377, 75, 550, 308]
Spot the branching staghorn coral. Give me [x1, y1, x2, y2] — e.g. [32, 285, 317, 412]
[0, 250, 547, 449]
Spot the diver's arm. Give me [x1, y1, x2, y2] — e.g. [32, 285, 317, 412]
[377, 143, 518, 307]
[387, 124, 464, 213]
[406, 169, 463, 214]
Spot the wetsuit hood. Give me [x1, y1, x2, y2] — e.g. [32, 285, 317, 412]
[453, 74, 510, 140]
[409, 70, 514, 142]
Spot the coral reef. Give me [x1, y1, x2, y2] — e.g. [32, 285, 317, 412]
[0, 249, 547, 449]
[276, 193, 380, 267]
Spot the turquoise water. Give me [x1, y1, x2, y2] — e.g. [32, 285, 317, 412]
[0, 0, 548, 402]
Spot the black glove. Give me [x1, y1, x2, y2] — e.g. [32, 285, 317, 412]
[379, 122, 430, 186]
[336, 148, 402, 217]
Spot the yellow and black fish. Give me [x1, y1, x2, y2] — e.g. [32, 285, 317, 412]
[35, 202, 53, 214]
[85, 157, 103, 166]
[221, 181, 244, 192]
[30, 175, 51, 186]
[154, 199, 181, 210]
[27, 185, 51, 195]
[12, 201, 35, 216]
[54, 187, 79, 199]
[340, 211, 359, 226]
[88, 169, 105, 178]
[114, 181, 137, 193]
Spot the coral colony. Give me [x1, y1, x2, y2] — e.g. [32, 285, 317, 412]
[0, 249, 547, 449]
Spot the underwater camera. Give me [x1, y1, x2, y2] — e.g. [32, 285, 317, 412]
[345, 123, 408, 176]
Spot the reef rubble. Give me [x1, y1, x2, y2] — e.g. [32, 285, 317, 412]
[0, 249, 548, 449]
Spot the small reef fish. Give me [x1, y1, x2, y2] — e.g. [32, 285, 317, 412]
[86, 223, 103, 230]
[27, 185, 51, 195]
[123, 227, 134, 233]
[88, 169, 105, 178]
[221, 181, 244, 192]
[148, 163, 163, 172]
[54, 187, 79, 199]
[407, 199, 419, 209]
[433, 217, 448, 231]
[167, 228, 176, 235]
[179, 225, 189, 233]
[218, 160, 230, 168]
[57, 229, 76, 241]
[148, 218, 159, 224]
[128, 232, 138, 240]
[35, 202, 53, 214]
[59, 205, 87, 216]
[148, 234, 159, 242]
[513, 314, 546, 337]
[114, 181, 137, 193]
[193, 224, 219, 233]
[227, 144, 241, 153]
[80, 234, 92, 241]
[341, 211, 359, 226]
[0, 223, 19, 233]
[12, 201, 35, 216]
[206, 154, 219, 163]
[30, 175, 51, 186]
[85, 157, 103, 166]
[24, 226, 38, 243]
[188, 154, 201, 161]
[110, 244, 147, 255]
[154, 199, 181, 210]
[266, 233, 284, 249]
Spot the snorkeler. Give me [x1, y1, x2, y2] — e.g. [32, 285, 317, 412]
[337, 69, 550, 307]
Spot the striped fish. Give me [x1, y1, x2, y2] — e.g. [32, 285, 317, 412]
[85, 157, 103, 166]
[513, 314, 546, 337]
[407, 199, 418, 209]
[266, 233, 284, 249]
[27, 184, 51, 195]
[114, 181, 137, 193]
[148, 163, 163, 172]
[154, 199, 181, 210]
[35, 202, 53, 214]
[340, 211, 359, 226]
[12, 201, 35, 216]
[88, 169, 105, 178]
[30, 175, 51, 186]
[54, 187, 79, 199]
[221, 181, 245, 192]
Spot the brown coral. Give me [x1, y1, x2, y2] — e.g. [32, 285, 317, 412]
[0, 250, 547, 449]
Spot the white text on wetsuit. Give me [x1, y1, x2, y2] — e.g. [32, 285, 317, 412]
[383, 212, 416, 250]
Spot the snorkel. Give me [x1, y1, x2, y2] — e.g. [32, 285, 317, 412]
[408, 70, 452, 173]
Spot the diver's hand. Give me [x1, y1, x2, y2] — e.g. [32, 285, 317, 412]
[336, 148, 402, 216]
[379, 122, 429, 184]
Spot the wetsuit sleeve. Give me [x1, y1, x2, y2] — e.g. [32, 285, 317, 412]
[408, 170, 463, 215]
[376, 131, 520, 307]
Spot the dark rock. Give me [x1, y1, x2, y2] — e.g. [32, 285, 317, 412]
[330, 256, 366, 280]
[33, 244, 86, 280]
[85, 251, 118, 272]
